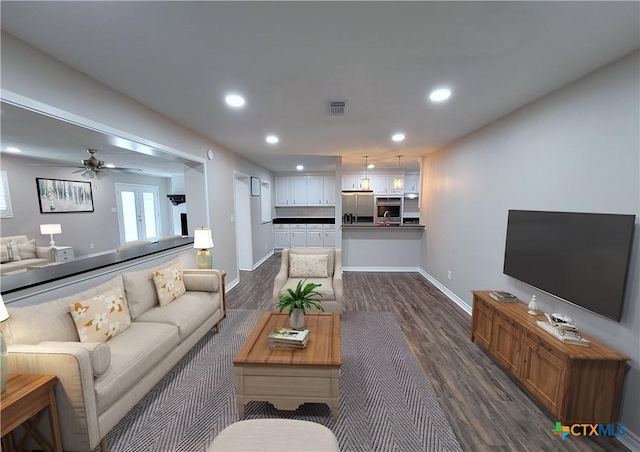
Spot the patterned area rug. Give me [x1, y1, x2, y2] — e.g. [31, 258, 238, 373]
[97, 310, 462, 452]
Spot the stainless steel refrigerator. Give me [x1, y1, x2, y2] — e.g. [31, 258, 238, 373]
[342, 191, 374, 224]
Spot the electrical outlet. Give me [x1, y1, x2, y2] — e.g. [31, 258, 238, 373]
[447, 271, 452, 280]
[230, 214, 235, 223]
[265, 243, 268, 250]
[90, 243, 95, 249]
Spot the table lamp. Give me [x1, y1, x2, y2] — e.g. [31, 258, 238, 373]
[40, 223, 62, 246]
[193, 227, 214, 269]
[0, 294, 9, 393]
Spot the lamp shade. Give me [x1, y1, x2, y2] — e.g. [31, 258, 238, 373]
[40, 224, 62, 235]
[0, 295, 8, 323]
[193, 227, 214, 249]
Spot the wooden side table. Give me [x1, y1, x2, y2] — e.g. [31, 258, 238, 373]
[0, 374, 62, 452]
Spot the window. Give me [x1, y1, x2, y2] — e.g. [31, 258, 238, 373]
[0, 170, 14, 218]
[261, 181, 272, 223]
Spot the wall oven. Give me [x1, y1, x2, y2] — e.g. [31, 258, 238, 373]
[375, 197, 402, 224]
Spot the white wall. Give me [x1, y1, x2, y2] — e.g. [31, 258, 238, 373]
[1, 31, 274, 283]
[420, 51, 639, 436]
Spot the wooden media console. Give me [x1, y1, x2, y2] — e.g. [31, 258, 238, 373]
[470, 290, 629, 424]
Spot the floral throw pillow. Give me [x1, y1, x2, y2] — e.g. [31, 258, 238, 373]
[68, 287, 132, 342]
[289, 254, 329, 278]
[152, 265, 186, 306]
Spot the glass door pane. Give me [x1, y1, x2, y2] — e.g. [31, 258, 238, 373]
[120, 191, 139, 242]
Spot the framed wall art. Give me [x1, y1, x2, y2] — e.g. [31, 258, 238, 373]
[36, 178, 94, 213]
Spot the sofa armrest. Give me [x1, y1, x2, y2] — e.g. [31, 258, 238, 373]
[35, 246, 55, 262]
[272, 255, 290, 307]
[38, 341, 111, 377]
[183, 268, 222, 293]
[332, 249, 343, 306]
[7, 344, 101, 451]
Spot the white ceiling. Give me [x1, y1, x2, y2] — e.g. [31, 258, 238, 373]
[1, 2, 638, 173]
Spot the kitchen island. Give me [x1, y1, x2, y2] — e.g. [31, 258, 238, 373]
[341, 223, 425, 271]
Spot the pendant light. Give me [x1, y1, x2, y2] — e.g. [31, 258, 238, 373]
[361, 156, 371, 190]
[393, 155, 403, 191]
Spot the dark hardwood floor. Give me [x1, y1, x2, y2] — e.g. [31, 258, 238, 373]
[226, 254, 628, 452]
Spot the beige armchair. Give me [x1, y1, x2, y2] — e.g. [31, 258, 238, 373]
[273, 248, 343, 313]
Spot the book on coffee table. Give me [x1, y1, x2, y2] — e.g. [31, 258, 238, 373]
[268, 327, 309, 342]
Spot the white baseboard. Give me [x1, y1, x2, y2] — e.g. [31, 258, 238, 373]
[343, 266, 421, 272]
[618, 428, 640, 451]
[253, 251, 274, 270]
[417, 268, 472, 316]
[225, 277, 239, 293]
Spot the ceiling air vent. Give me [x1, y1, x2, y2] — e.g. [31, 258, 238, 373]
[328, 101, 347, 116]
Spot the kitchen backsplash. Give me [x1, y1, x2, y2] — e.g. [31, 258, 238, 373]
[275, 206, 335, 217]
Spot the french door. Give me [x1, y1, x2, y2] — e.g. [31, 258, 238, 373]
[115, 183, 162, 244]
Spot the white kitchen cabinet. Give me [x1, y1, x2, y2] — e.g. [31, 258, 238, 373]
[342, 174, 360, 190]
[372, 174, 390, 194]
[275, 177, 292, 206]
[372, 173, 405, 194]
[404, 173, 419, 193]
[291, 177, 308, 205]
[274, 224, 290, 249]
[323, 176, 335, 206]
[323, 224, 336, 248]
[306, 224, 323, 247]
[290, 224, 307, 247]
[306, 176, 324, 206]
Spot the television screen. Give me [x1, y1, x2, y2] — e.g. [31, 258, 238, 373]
[503, 210, 635, 322]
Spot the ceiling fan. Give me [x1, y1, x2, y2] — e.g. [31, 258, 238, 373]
[29, 148, 142, 179]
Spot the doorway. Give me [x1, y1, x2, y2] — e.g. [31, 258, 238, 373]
[115, 183, 162, 244]
[234, 172, 253, 272]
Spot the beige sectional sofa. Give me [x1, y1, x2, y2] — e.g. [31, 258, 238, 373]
[1, 257, 225, 452]
[0, 235, 55, 274]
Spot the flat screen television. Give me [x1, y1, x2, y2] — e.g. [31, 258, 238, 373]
[503, 210, 635, 322]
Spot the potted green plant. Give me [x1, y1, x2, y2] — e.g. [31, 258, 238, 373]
[276, 279, 324, 328]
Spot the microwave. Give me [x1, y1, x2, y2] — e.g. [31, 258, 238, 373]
[375, 197, 402, 224]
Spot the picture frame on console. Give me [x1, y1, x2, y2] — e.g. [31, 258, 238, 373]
[36, 178, 94, 213]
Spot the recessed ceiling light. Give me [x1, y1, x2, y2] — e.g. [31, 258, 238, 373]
[266, 135, 279, 144]
[296, 165, 304, 170]
[392, 133, 405, 142]
[368, 164, 375, 169]
[429, 88, 452, 102]
[224, 93, 245, 108]
[6, 147, 21, 153]
[105, 163, 115, 168]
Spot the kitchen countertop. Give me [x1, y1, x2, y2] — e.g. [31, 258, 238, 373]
[273, 217, 335, 224]
[341, 223, 425, 229]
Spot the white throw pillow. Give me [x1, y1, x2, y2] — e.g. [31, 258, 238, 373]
[6, 241, 22, 261]
[17, 240, 37, 259]
[0, 244, 9, 263]
[289, 254, 329, 278]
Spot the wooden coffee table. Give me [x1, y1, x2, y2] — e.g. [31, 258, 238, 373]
[233, 312, 341, 420]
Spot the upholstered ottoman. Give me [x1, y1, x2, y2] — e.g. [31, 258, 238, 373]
[208, 419, 339, 451]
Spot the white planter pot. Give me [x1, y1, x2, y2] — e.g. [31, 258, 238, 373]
[290, 309, 305, 329]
